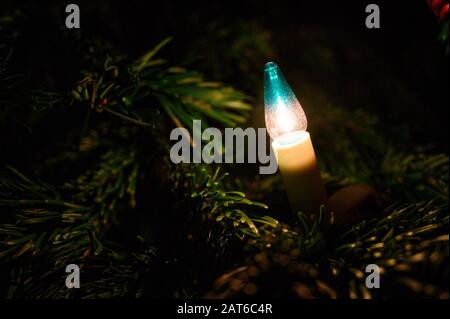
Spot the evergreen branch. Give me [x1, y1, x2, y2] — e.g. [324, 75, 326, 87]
[0, 48, 63, 129]
[103, 107, 154, 127]
[182, 165, 277, 241]
[70, 38, 252, 132]
[64, 145, 141, 216]
[381, 150, 449, 201]
[208, 199, 448, 298]
[0, 159, 155, 298]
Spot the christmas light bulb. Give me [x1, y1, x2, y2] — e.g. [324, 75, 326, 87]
[264, 62, 307, 144]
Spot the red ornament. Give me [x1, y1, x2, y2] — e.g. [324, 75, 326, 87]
[427, 0, 449, 22]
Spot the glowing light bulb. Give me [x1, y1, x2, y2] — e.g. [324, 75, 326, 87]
[264, 62, 307, 143]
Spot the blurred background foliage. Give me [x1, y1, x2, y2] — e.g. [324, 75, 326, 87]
[0, 0, 448, 298]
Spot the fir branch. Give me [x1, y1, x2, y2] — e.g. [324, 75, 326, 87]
[64, 145, 142, 218]
[0, 164, 155, 299]
[0, 48, 64, 130]
[0, 167, 96, 265]
[179, 165, 278, 241]
[208, 199, 448, 298]
[331, 199, 448, 298]
[381, 150, 449, 201]
[70, 38, 252, 132]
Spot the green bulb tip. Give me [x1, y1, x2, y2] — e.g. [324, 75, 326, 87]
[264, 61, 278, 72]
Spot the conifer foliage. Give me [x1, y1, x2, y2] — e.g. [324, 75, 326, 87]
[0, 3, 448, 299]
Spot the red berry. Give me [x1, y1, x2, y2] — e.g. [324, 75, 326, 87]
[430, 0, 442, 12]
[427, 0, 449, 22]
[439, 3, 449, 21]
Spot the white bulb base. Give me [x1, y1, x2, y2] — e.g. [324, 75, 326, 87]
[272, 131, 327, 217]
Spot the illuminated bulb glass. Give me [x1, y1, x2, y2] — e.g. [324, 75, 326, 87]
[264, 62, 307, 143]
